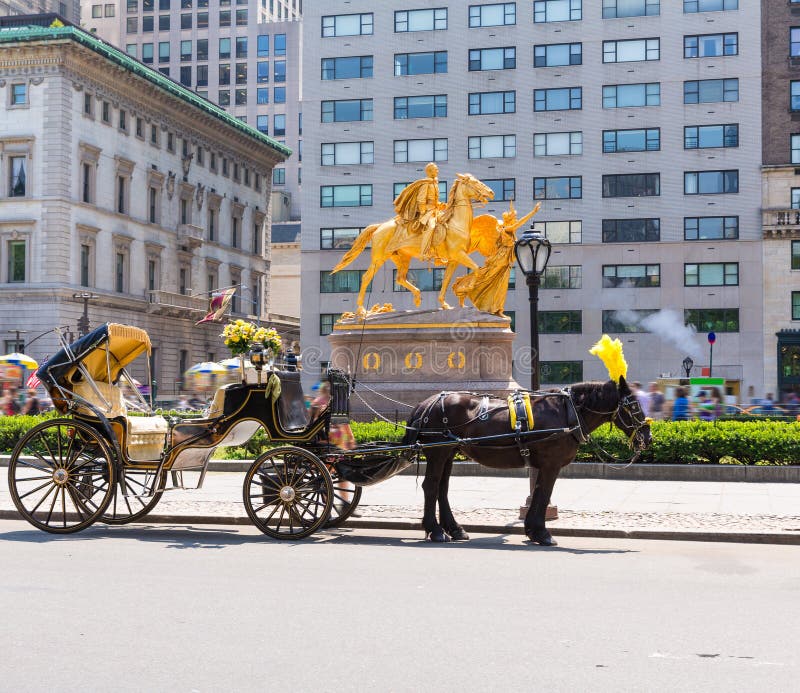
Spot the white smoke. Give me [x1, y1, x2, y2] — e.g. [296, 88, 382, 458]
[610, 309, 704, 360]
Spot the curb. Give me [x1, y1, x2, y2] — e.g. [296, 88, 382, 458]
[2, 509, 797, 545]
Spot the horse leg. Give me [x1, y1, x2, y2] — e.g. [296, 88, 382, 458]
[392, 253, 421, 307]
[524, 464, 560, 546]
[438, 454, 469, 541]
[438, 255, 481, 310]
[421, 448, 449, 542]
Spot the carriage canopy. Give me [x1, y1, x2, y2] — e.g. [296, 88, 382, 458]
[37, 323, 151, 391]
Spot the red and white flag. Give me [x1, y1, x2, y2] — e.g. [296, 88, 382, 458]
[26, 373, 41, 389]
[195, 287, 236, 326]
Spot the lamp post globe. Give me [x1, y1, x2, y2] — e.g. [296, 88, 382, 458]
[682, 356, 694, 379]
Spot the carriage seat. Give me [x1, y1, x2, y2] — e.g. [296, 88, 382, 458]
[72, 380, 168, 461]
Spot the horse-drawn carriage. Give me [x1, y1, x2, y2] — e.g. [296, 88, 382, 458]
[8, 325, 651, 545]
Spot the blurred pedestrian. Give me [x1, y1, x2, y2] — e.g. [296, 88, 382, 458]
[648, 382, 665, 420]
[632, 381, 651, 418]
[670, 386, 691, 421]
[21, 389, 41, 415]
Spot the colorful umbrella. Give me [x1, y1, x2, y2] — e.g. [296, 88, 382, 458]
[0, 352, 39, 370]
[219, 357, 254, 370]
[185, 361, 227, 376]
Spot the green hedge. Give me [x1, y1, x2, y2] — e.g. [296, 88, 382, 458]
[2, 416, 798, 466]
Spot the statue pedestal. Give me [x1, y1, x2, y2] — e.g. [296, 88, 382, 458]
[327, 307, 518, 419]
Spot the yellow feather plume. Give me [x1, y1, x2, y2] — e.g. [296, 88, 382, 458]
[589, 334, 628, 384]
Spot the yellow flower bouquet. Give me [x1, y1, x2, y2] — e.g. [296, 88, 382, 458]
[221, 319, 257, 356]
[253, 326, 282, 358]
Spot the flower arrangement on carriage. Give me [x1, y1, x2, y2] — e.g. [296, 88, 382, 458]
[221, 320, 282, 380]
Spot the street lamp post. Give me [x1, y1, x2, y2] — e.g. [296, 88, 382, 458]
[514, 230, 553, 520]
[9, 329, 27, 353]
[73, 292, 98, 337]
[682, 356, 694, 379]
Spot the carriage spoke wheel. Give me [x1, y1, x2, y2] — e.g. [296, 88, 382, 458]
[8, 419, 115, 534]
[244, 447, 333, 540]
[324, 466, 363, 529]
[100, 468, 166, 525]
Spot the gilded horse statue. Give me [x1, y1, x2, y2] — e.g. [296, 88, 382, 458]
[331, 173, 494, 316]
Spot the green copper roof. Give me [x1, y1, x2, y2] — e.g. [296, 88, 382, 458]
[0, 23, 292, 159]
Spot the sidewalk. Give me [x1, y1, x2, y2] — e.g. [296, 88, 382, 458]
[2, 472, 799, 544]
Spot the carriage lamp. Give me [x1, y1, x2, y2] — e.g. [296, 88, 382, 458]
[682, 356, 694, 379]
[250, 346, 266, 385]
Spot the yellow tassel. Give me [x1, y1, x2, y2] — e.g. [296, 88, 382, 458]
[589, 334, 628, 384]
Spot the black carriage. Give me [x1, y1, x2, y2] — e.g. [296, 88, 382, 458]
[8, 323, 413, 539]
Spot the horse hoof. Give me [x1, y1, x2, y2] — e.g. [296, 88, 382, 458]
[527, 531, 557, 547]
[448, 528, 470, 541]
[426, 529, 450, 543]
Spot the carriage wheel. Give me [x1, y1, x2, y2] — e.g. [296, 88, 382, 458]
[8, 419, 115, 534]
[100, 469, 166, 525]
[324, 469, 363, 529]
[243, 447, 333, 540]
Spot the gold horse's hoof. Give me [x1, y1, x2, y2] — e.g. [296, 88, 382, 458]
[413, 295, 422, 307]
[440, 301, 452, 310]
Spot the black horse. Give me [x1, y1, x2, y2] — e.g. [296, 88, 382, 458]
[404, 377, 652, 546]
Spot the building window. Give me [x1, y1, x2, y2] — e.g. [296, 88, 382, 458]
[219, 37, 231, 60]
[794, 293, 800, 321]
[115, 251, 127, 292]
[142, 16, 154, 32]
[603, 82, 660, 108]
[602, 218, 660, 243]
[532, 220, 582, 244]
[793, 82, 800, 111]
[792, 28, 800, 58]
[683, 217, 739, 241]
[792, 189, 800, 209]
[197, 11, 208, 27]
[484, 179, 515, 201]
[83, 93, 94, 117]
[392, 268, 445, 292]
[395, 95, 448, 119]
[219, 64, 230, 86]
[603, 38, 660, 63]
[320, 228, 362, 250]
[468, 134, 515, 159]
[159, 14, 169, 30]
[394, 181, 447, 202]
[469, 3, 515, 27]
[320, 185, 373, 208]
[603, 128, 660, 153]
[684, 263, 738, 286]
[540, 361, 583, 384]
[534, 132, 582, 156]
[394, 139, 448, 163]
[322, 141, 374, 166]
[148, 258, 158, 292]
[534, 87, 581, 111]
[7, 240, 26, 283]
[167, 133, 175, 152]
[685, 309, 739, 333]
[256, 115, 268, 133]
[793, 135, 800, 165]
[273, 114, 285, 136]
[80, 244, 92, 287]
[274, 61, 286, 83]
[101, 101, 111, 123]
[150, 125, 159, 146]
[141, 43, 153, 64]
[534, 43, 581, 67]
[320, 314, 343, 336]
[602, 310, 658, 334]
[236, 63, 247, 84]
[257, 88, 269, 105]
[684, 170, 739, 195]
[148, 185, 160, 223]
[320, 270, 365, 293]
[196, 65, 208, 87]
[208, 207, 217, 241]
[684, 79, 739, 104]
[158, 41, 170, 63]
[534, 176, 582, 200]
[219, 10, 230, 26]
[116, 175, 127, 213]
[274, 87, 286, 103]
[685, 124, 739, 149]
[236, 37, 248, 59]
[10, 83, 27, 106]
[322, 99, 373, 122]
[684, 0, 738, 13]
[274, 34, 286, 56]
[395, 8, 447, 32]
[181, 12, 191, 29]
[126, 43, 137, 57]
[468, 91, 514, 115]
[602, 0, 659, 18]
[322, 56, 373, 80]
[543, 265, 581, 289]
[684, 33, 738, 58]
[180, 40, 191, 61]
[322, 13, 373, 37]
[8, 156, 27, 197]
[256, 61, 269, 83]
[257, 34, 269, 56]
[603, 264, 660, 288]
[602, 173, 660, 198]
[534, 0, 581, 23]
[395, 51, 448, 76]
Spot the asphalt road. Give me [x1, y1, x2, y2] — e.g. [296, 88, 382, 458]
[0, 519, 797, 692]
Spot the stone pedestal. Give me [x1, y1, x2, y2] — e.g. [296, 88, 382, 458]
[327, 307, 518, 419]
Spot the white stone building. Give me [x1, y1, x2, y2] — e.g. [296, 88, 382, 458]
[0, 18, 288, 398]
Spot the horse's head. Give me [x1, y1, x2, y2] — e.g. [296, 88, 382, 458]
[455, 173, 494, 207]
[613, 377, 652, 456]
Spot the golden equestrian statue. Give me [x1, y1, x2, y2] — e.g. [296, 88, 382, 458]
[452, 201, 541, 317]
[331, 166, 494, 316]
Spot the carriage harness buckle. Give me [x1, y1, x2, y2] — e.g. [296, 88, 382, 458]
[508, 391, 535, 458]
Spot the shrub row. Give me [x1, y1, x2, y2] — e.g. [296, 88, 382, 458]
[1, 416, 797, 466]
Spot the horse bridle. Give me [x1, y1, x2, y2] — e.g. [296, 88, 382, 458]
[579, 394, 652, 450]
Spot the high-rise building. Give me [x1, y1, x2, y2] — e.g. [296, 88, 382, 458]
[0, 0, 80, 24]
[300, 0, 765, 397]
[84, 0, 302, 220]
[761, 0, 800, 401]
[0, 16, 288, 396]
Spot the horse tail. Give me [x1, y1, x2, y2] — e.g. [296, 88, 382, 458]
[331, 223, 379, 273]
